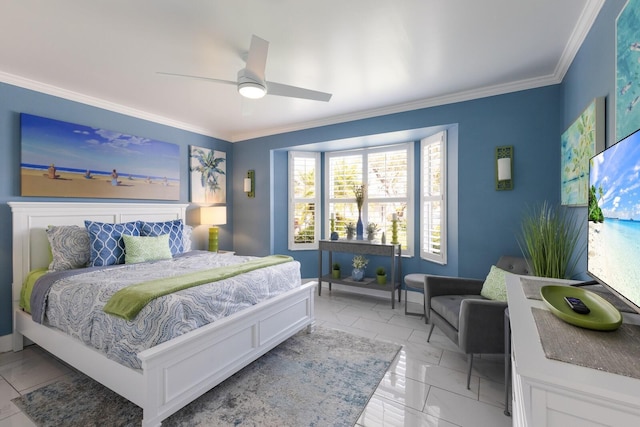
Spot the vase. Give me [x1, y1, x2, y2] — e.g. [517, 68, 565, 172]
[376, 274, 387, 285]
[332, 269, 341, 279]
[330, 231, 339, 240]
[352, 268, 364, 281]
[356, 211, 364, 240]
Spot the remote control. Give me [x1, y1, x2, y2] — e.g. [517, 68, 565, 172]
[564, 296, 590, 314]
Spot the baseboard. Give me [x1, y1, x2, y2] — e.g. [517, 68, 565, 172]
[0, 333, 14, 353]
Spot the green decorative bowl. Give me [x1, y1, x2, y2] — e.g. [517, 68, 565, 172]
[540, 285, 622, 331]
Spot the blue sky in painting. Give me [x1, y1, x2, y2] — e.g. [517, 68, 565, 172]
[590, 129, 640, 219]
[21, 114, 180, 179]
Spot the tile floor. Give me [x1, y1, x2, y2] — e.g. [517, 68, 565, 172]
[0, 287, 512, 426]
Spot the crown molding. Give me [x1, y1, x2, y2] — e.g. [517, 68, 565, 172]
[0, 71, 228, 140]
[1, 0, 604, 144]
[552, 0, 605, 80]
[230, 0, 605, 142]
[231, 73, 560, 142]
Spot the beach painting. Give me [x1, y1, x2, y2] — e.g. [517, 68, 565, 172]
[189, 145, 226, 203]
[616, 0, 640, 141]
[560, 97, 604, 206]
[20, 114, 180, 200]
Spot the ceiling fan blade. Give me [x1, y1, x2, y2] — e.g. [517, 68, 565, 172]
[245, 35, 269, 82]
[156, 72, 236, 86]
[266, 81, 332, 102]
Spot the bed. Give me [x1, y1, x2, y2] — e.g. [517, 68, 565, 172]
[9, 202, 316, 427]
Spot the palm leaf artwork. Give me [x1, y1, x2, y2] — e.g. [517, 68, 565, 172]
[190, 147, 226, 203]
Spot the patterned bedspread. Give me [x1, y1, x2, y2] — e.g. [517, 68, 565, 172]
[36, 251, 301, 370]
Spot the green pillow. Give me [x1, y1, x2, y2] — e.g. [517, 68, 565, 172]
[122, 234, 172, 264]
[480, 265, 507, 301]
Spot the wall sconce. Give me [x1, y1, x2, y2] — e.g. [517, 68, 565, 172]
[244, 170, 255, 198]
[200, 206, 227, 252]
[496, 145, 513, 191]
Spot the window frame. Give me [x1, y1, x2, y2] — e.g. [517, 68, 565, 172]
[324, 143, 414, 256]
[288, 151, 321, 250]
[420, 131, 447, 264]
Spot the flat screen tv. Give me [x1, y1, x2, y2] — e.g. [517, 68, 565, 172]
[588, 127, 640, 314]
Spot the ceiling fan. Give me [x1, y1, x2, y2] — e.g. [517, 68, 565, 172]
[158, 35, 332, 102]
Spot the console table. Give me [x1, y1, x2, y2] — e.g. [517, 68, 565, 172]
[506, 274, 640, 426]
[317, 239, 402, 308]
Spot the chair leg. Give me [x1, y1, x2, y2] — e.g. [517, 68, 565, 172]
[427, 323, 435, 342]
[423, 295, 428, 324]
[467, 354, 473, 390]
[404, 287, 408, 315]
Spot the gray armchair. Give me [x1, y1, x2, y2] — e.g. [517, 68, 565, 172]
[424, 256, 531, 388]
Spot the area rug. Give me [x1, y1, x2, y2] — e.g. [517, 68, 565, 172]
[12, 327, 401, 426]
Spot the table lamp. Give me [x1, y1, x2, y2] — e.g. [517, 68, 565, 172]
[200, 206, 227, 252]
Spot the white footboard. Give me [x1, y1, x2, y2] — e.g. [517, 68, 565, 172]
[138, 281, 316, 426]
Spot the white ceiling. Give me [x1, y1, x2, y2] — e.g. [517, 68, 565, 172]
[0, 0, 602, 142]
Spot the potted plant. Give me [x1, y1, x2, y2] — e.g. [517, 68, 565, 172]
[332, 262, 341, 279]
[517, 201, 585, 279]
[376, 266, 387, 285]
[351, 255, 368, 281]
[366, 222, 379, 241]
[345, 222, 356, 240]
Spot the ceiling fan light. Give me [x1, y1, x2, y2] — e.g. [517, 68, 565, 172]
[238, 82, 266, 99]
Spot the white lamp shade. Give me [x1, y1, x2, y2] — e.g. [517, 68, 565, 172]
[244, 177, 252, 192]
[497, 157, 511, 181]
[200, 206, 227, 225]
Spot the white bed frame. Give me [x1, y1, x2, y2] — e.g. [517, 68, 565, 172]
[9, 202, 316, 427]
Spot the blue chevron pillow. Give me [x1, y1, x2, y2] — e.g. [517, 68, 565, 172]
[137, 219, 184, 256]
[85, 221, 140, 266]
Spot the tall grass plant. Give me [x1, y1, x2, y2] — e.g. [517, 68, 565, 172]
[517, 201, 585, 279]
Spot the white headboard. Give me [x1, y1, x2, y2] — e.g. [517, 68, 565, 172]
[8, 202, 187, 309]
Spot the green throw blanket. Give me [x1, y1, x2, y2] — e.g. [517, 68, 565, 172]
[103, 255, 293, 321]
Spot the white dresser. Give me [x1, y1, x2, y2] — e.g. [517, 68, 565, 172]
[506, 274, 640, 427]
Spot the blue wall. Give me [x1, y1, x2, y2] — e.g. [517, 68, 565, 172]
[234, 85, 562, 279]
[0, 0, 626, 337]
[560, 0, 627, 278]
[0, 82, 232, 336]
[234, 1, 628, 282]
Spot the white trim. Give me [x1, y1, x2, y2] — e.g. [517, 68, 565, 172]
[420, 131, 447, 264]
[233, 0, 604, 142]
[0, 71, 221, 140]
[288, 151, 321, 250]
[325, 143, 414, 256]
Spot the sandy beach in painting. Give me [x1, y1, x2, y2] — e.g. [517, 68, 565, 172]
[21, 168, 179, 200]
